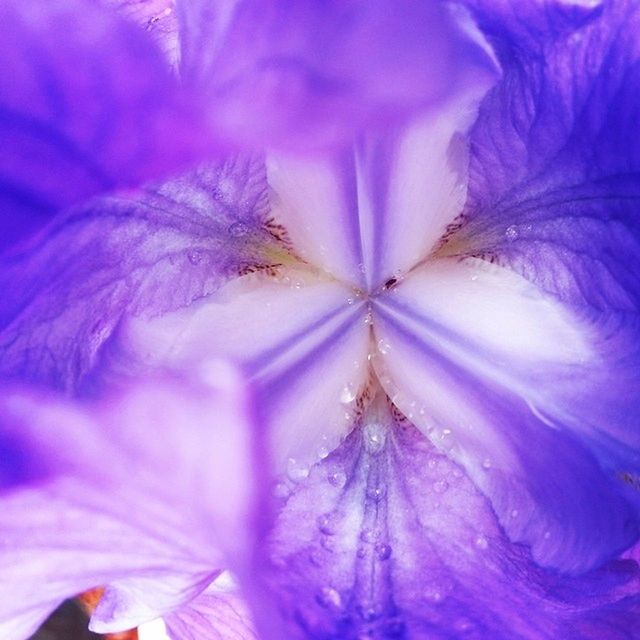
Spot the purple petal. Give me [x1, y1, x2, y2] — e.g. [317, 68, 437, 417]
[371, 260, 639, 573]
[164, 574, 258, 640]
[266, 400, 640, 639]
[437, 0, 640, 540]
[125, 268, 370, 473]
[0, 0, 208, 253]
[176, 0, 496, 151]
[0, 158, 288, 391]
[107, 0, 179, 64]
[266, 74, 492, 291]
[0, 366, 266, 638]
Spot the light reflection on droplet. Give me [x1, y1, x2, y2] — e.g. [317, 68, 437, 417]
[228, 221, 249, 237]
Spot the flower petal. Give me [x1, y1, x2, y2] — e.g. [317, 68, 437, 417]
[266, 71, 493, 290]
[0, 366, 265, 638]
[176, 0, 495, 151]
[371, 259, 639, 573]
[107, 0, 179, 64]
[266, 399, 640, 639]
[0, 157, 288, 391]
[163, 573, 258, 640]
[125, 269, 371, 473]
[0, 0, 208, 253]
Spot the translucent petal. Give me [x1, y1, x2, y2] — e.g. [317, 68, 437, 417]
[176, 0, 495, 151]
[0, 368, 263, 638]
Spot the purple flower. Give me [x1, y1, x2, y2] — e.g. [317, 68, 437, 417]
[1, 0, 640, 639]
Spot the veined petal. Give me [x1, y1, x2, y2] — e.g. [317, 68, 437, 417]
[0, 157, 288, 392]
[266, 399, 640, 639]
[266, 73, 492, 290]
[176, 0, 496, 151]
[0, 0, 208, 253]
[371, 259, 639, 573]
[435, 0, 640, 549]
[91, 573, 215, 634]
[126, 269, 371, 473]
[164, 573, 258, 640]
[0, 366, 265, 638]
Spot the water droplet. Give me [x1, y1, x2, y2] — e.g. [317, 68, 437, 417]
[475, 535, 489, 550]
[511, 509, 519, 518]
[340, 383, 357, 405]
[328, 470, 347, 488]
[360, 528, 378, 543]
[316, 586, 342, 609]
[363, 310, 373, 325]
[377, 338, 391, 355]
[321, 536, 336, 551]
[357, 604, 380, 622]
[187, 249, 205, 265]
[374, 542, 392, 560]
[505, 225, 519, 241]
[286, 458, 309, 482]
[424, 587, 444, 603]
[427, 458, 437, 469]
[363, 422, 387, 455]
[367, 486, 386, 502]
[228, 221, 249, 237]
[482, 458, 492, 470]
[433, 480, 449, 494]
[455, 617, 474, 633]
[543, 530, 552, 540]
[317, 514, 337, 535]
[318, 445, 330, 460]
[273, 482, 291, 498]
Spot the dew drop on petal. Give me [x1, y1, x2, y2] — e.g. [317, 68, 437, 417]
[482, 458, 492, 470]
[360, 528, 378, 543]
[433, 479, 449, 494]
[317, 514, 337, 535]
[273, 482, 291, 498]
[505, 225, 519, 241]
[327, 470, 347, 488]
[475, 535, 489, 550]
[374, 542, 392, 560]
[367, 486, 386, 501]
[377, 338, 391, 354]
[340, 383, 357, 405]
[363, 422, 387, 454]
[228, 221, 249, 237]
[316, 586, 342, 610]
[287, 458, 309, 482]
[187, 248, 205, 265]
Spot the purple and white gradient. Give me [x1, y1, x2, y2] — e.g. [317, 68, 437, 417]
[1, 1, 640, 639]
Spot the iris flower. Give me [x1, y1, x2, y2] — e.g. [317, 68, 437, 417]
[1, 0, 640, 638]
